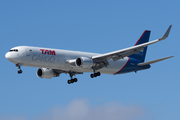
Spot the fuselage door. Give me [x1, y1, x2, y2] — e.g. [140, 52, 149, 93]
[26, 48, 32, 56]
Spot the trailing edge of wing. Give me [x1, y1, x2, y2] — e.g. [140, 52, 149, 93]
[137, 56, 173, 66]
[92, 25, 172, 62]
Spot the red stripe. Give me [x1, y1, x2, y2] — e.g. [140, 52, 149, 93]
[134, 30, 150, 46]
[114, 57, 130, 75]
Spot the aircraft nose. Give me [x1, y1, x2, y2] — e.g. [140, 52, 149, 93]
[5, 51, 20, 63]
[5, 52, 11, 60]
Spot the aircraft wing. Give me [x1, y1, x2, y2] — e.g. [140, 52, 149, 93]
[92, 25, 172, 62]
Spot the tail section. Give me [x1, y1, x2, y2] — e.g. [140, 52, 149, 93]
[129, 30, 151, 62]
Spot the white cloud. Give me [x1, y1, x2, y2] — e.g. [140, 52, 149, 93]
[35, 99, 145, 120]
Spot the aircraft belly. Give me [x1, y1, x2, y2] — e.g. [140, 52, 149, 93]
[99, 57, 129, 74]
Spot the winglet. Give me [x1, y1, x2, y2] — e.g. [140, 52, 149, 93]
[159, 25, 172, 41]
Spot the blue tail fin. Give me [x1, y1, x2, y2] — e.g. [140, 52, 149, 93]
[129, 30, 151, 62]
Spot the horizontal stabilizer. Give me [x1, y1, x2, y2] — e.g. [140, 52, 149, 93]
[137, 56, 173, 66]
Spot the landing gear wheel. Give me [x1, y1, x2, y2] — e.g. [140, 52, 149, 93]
[18, 70, 22, 74]
[94, 73, 98, 77]
[67, 80, 71, 84]
[71, 79, 75, 83]
[97, 72, 101, 76]
[74, 78, 78, 82]
[90, 74, 94, 78]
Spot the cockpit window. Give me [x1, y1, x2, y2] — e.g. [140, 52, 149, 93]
[9, 49, 18, 52]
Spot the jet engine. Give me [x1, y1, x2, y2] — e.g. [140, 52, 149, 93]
[75, 57, 94, 68]
[37, 68, 59, 79]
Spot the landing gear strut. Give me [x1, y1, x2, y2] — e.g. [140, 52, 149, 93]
[67, 72, 78, 84]
[90, 72, 101, 78]
[16, 63, 23, 74]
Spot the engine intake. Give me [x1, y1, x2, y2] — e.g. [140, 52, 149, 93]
[75, 57, 94, 68]
[37, 68, 59, 79]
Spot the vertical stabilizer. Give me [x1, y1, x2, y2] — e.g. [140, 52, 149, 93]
[129, 30, 151, 62]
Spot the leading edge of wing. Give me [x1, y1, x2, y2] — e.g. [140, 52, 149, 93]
[92, 25, 172, 61]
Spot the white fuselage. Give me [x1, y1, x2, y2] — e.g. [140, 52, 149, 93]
[5, 46, 129, 75]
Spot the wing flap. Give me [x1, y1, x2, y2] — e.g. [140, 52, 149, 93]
[112, 47, 144, 61]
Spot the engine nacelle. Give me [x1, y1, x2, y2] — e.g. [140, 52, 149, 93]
[75, 57, 94, 68]
[37, 68, 59, 79]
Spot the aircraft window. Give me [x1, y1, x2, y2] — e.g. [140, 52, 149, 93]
[9, 49, 18, 52]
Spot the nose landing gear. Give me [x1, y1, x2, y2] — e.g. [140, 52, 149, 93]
[16, 63, 23, 74]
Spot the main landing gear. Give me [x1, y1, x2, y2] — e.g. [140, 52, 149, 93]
[67, 72, 78, 84]
[67, 78, 78, 84]
[16, 63, 23, 74]
[90, 72, 101, 78]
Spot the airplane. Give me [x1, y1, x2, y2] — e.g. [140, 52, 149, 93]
[5, 25, 173, 84]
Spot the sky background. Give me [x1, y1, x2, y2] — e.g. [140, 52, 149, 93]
[0, 0, 179, 120]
